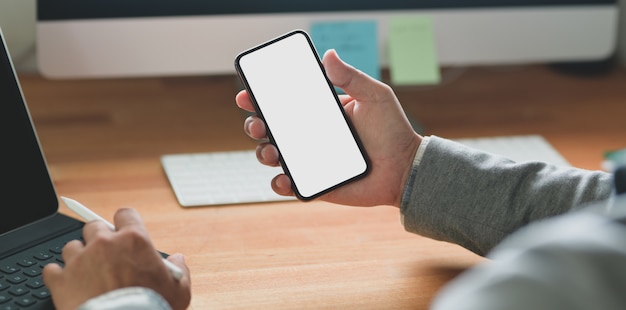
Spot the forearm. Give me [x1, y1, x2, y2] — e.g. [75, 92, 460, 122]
[400, 136, 613, 256]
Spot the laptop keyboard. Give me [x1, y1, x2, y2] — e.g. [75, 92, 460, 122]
[0, 228, 82, 310]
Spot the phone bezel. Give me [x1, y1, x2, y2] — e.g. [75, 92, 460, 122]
[235, 29, 370, 200]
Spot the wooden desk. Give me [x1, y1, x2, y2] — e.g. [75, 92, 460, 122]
[18, 64, 626, 309]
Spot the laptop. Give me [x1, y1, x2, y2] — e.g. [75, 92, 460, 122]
[0, 28, 84, 309]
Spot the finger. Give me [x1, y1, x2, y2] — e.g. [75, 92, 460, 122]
[82, 220, 114, 243]
[256, 143, 280, 167]
[235, 90, 255, 112]
[166, 253, 191, 281]
[272, 174, 294, 196]
[322, 49, 387, 102]
[244, 115, 267, 140]
[113, 208, 147, 235]
[61, 239, 84, 263]
[163, 254, 193, 310]
[337, 94, 354, 106]
[42, 262, 64, 287]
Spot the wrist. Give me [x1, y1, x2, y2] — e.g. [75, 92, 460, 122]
[394, 134, 426, 208]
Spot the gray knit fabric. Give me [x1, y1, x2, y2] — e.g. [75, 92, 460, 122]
[400, 136, 613, 256]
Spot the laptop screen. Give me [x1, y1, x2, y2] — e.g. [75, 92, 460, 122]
[0, 31, 58, 234]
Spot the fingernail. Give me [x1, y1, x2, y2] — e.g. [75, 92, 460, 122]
[244, 117, 253, 135]
[256, 144, 264, 161]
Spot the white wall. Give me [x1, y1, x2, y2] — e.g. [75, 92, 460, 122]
[0, 0, 36, 72]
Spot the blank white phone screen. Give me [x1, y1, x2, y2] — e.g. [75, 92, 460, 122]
[236, 31, 368, 199]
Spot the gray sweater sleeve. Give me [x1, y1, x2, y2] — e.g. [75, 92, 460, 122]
[432, 196, 626, 310]
[400, 136, 613, 256]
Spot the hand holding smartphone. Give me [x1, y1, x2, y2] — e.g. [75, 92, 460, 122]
[235, 30, 370, 200]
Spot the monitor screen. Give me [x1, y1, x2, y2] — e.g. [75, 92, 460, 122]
[37, 1, 618, 79]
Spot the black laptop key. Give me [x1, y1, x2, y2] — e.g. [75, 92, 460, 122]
[6, 275, 26, 285]
[8, 286, 28, 297]
[17, 259, 36, 268]
[32, 289, 50, 300]
[0, 267, 18, 275]
[33, 253, 52, 262]
[25, 280, 44, 290]
[15, 296, 37, 307]
[23, 268, 41, 277]
[48, 247, 62, 255]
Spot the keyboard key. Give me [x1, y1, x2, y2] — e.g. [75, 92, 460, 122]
[16, 259, 35, 268]
[0, 280, 8, 291]
[25, 280, 44, 289]
[33, 288, 51, 299]
[8, 286, 29, 296]
[49, 245, 64, 254]
[33, 252, 53, 261]
[14, 296, 36, 307]
[22, 268, 41, 277]
[0, 266, 18, 275]
[6, 275, 26, 285]
[0, 295, 10, 304]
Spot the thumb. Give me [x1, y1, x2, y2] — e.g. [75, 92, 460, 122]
[322, 49, 387, 102]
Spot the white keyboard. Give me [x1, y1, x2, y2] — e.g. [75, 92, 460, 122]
[455, 135, 570, 167]
[161, 135, 569, 207]
[161, 150, 296, 207]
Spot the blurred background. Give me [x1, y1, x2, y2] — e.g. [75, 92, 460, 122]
[0, 0, 36, 72]
[1, 0, 625, 74]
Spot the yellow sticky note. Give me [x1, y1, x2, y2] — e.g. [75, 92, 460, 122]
[388, 16, 441, 85]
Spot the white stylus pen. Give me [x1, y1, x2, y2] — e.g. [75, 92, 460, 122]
[60, 196, 184, 281]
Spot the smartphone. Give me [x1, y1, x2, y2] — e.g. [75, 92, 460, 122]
[235, 30, 370, 200]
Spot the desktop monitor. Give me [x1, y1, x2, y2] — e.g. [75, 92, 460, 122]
[36, 1, 618, 79]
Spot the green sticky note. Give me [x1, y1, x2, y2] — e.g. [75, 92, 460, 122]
[388, 16, 441, 85]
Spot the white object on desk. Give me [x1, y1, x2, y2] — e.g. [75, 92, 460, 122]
[161, 150, 296, 207]
[161, 135, 569, 207]
[455, 135, 570, 167]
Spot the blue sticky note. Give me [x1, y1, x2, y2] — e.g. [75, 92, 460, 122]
[310, 20, 380, 86]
